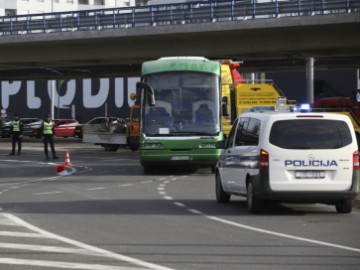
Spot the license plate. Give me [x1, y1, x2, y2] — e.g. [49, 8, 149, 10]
[295, 171, 325, 179]
[171, 156, 189, 161]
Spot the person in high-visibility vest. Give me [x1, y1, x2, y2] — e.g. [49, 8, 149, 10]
[41, 114, 59, 160]
[9, 113, 23, 156]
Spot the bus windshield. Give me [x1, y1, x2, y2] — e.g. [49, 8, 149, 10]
[143, 71, 220, 136]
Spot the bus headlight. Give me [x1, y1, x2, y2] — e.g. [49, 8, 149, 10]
[199, 143, 216, 149]
[142, 143, 164, 149]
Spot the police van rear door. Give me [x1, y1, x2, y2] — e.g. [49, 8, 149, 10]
[267, 115, 357, 192]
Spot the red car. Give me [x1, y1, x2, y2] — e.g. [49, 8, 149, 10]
[53, 119, 79, 138]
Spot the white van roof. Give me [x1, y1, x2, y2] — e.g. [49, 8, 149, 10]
[239, 111, 353, 122]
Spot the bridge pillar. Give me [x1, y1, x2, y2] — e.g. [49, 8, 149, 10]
[306, 57, 315, 104]
[50, 80, 55, 119]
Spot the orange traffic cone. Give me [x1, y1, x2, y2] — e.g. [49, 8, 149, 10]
[56, 165, 65, 174]
[64, 151, 72, 167]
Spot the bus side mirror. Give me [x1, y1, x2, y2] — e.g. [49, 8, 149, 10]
[215, 140, 226, 149]
[136, 82, 155, 106]
[222, 103, 229, 116]
[222, 96, 229, 116]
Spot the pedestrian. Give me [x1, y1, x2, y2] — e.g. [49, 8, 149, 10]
[41, 114, 59, 160]
[9, 113, 23, 156]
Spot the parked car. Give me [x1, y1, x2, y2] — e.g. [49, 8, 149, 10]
[31, 119, 80, 138]
[53, 119, 79, 138]
[23, 118, 42, 137]
[0, 119, 11, 138]
[215, 111, 359, 214]
[74, 117, 117, 139]
[74, 124, 83, 139]
[1, 118, 41, 138]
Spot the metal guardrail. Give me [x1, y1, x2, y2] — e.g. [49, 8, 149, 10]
[0, 0, 359, 36]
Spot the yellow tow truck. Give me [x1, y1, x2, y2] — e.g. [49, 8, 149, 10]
[220, 60, 288, 135]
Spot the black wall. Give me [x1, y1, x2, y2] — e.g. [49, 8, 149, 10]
[0, 77, 140, 123]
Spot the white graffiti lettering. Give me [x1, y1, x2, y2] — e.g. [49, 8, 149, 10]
[83, 78, 109, 108]
[27, 81, 41, 109]
[1, 81, 21, 109]
[47, 80, 76, 109]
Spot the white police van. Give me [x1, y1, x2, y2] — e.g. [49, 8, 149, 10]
[215, 111, 359, 213]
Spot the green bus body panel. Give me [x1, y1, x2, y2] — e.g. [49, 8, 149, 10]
[140, 135, 224, 167]
[142, 57, 221, 76]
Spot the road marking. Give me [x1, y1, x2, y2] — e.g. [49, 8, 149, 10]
[205, 215, 360, 253]
[159, 177, 360, 254]
[188, 209, 203, 215]
[3, 213, 175, 270]
[0, 243, 99, 256]
[173, 202, 186, 208]
[141, 180, 153, 184]
[34, 191, 63, 196]
[0, 231, 48, 238]
[0, 258, 145, 270]
[118, 184, 133, 187]
[87, 187, 105, 191]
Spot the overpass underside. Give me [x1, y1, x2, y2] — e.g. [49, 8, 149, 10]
[0, 13, 359, 79]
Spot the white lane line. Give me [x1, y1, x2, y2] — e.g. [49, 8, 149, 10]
[160, 177, 360, 254]
[141, 180, 153, 184]
[87, 187, 105, 191]
[173, 202, 186, 208]
[0, 243, 99, 256]
[0, 231, 48, 238]
[188, 209, 203, 215]
[118, 184, 133, 187]
[0, 182, 23, 187]
[34, 191, 63, 196]
[3, 213, 175, 270]
[206, 215, 360, 253]
[0, 220, 18, 226]
[158, 191, 167, 195]
[0, 258, 145, 270]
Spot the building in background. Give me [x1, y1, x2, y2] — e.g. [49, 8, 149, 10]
[0, 0, 136, 16]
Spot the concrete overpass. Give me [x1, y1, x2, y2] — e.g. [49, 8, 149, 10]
[0, 1, 359, 79]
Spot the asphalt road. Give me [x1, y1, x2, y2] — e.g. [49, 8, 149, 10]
[0, 139, 360, 270]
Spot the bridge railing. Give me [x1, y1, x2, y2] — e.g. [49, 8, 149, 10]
[0, 0, 359, 36]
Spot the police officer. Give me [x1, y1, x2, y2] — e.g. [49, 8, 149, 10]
[9, 113, 23, 156]
[41, 114, 59, 160]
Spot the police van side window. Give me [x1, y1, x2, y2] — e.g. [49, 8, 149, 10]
[234, 117, 249, 146]
[235, 117, 261, 146]
[225, 118, 239, 149]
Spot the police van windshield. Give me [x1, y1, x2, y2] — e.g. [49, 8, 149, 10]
[269, 120, 352, 149]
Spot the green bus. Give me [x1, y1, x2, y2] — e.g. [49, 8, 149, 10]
[137, 57, 224, 173]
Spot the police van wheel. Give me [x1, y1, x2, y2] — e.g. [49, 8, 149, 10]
[247, 182, 262, 213]
[335, 199, 353, 214]
[215, 173, 230, 203]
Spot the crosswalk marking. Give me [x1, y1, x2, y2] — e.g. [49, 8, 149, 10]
[0, 258, 145, 270]
[0, 243, 100, 256]
[0, 212, 175, 270]
[0, 231, 48, 238]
